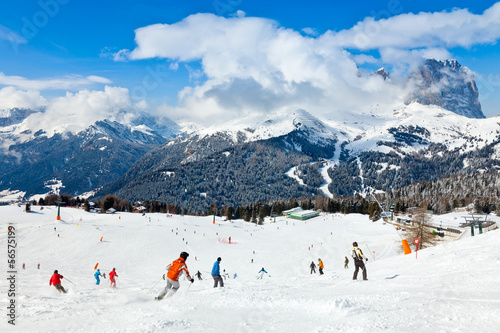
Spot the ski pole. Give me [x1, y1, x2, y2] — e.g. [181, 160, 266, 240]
[147, 277, 163, 294]
[65, 278, 76, 286]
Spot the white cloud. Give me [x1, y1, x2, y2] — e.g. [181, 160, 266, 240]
[301, 27, 319, 37]
[24, 86, 140, 136]
[116, 3, 500, 124]
[115, 13, 405, 124]
[0, 73, 112, 91]
[0, 24, 26, 45]
[0, 87, 47, 110]
[328, 3, 500, 50]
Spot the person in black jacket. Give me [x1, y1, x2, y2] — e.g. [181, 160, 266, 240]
[310, 261, 316, 274]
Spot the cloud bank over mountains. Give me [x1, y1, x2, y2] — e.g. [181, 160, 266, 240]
[2, 3, 500, 132]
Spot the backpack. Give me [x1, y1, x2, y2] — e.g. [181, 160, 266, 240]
[352, 248, 363, 261]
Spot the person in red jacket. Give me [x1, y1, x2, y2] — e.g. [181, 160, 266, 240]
[109, 268, 118, 287]
[155, 252, 194, 300]
[49, 270, 67, 293]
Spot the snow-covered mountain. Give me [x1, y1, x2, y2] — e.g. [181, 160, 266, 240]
[97, 60, 499, 211]
[405, 59, 484, 118]
[2, 59, 499, 207]
[0, 110, 179, 201]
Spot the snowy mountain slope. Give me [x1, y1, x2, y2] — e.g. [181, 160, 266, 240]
[0, 109, 179, 200]
[2, 205, 500, 332]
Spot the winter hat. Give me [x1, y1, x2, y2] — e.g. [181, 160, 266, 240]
[54, 270, 58, 273]
[217, 257, 222, 261]
[180, 252, 189, 259]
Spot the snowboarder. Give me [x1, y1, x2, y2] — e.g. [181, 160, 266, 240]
[49, 270, 67, 293]
[155, 252, 193, 300]
[318, 258, 324, 275]
[195, 270, 203, 280]
[109, 268, 118, 287]
[212, 257, 224, 287]
[344, 256, 349, 269]
[95, 269, 102, 285]
[258, 267, 268, 279]
[310, 261, 316, 274]
[351, 242, 368, 280]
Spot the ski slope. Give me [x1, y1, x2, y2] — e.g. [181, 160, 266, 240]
[1, 205, 500, 332]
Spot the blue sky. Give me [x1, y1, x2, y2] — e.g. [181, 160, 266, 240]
[1, 0, 500, 126]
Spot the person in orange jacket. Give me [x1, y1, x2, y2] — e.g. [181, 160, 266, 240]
[318, 258, 324, 275]
[49, 270, 67, 293]
[155, 252, 194, 300]
[109, 268, 118, 287]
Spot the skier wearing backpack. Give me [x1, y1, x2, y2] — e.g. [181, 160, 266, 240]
[94, 269, 102, 285]
[351, 242, 368, 280]
[212, 257, 224, 288]
[109, 268, 118, 287]
[155, 252, 194, 300]
[49, 270, 67, 293]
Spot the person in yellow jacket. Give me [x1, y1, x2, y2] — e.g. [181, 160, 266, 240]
[318, 258, 324, 275]
[351, 242, 368, 280]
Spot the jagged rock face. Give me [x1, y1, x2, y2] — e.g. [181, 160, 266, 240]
[406, 59, 484, 119]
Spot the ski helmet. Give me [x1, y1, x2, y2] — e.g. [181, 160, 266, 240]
[54, 270, 58, 273]
[180, 252, 189, 259]
[353, 242, 358, 247]
[217, 257, 222, 261]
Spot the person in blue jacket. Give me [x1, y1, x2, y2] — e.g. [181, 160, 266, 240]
[94, 269, 102, 285]
[212, 257, 224, 288]
[258, 267, 268, 279]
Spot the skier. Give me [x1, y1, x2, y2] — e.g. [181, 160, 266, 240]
[109, 268, 118, 287]
[258, 267, 268, 279]
[310, 261, 316, 274]
[344, 256, 349, 269]
[212, 257, 224, 288]
[233, 273, 237, 279]
[229, 236, 231, 244]
[155, 252, 194, 300]
[22, 263, 25, 269]
[49, 270, 67, 293]
[318, 258, 324, 275]
[222, 269, 230, 280]
[351, 242, 368, 280]
[94, 269, 102, 285]
[195, 270, 203, 280]
[37, 263, 40, 269]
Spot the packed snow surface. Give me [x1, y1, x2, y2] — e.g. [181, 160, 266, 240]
[2, 205, 500, 332]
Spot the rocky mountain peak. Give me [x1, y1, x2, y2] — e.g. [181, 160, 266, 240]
[405, 59, 484, 118]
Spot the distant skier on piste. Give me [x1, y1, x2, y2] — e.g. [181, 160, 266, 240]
[195, 270, 203, 280]
[318, 258, 324, 275]
[49, 270, 67, 293]
[94, 269, 102, 285]
[155, 252, 194, 300]
[109, 268, 118, 287]
[310, 261, 316, 274]
[212, 257, 224, 288]
[258, 267, 268, 279]
[344, 256, 349, 269]
[351, 242, 368, 280]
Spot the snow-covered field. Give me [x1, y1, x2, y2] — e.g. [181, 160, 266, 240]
[1, 205, 500, 332]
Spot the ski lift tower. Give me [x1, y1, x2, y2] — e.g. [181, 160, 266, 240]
[55, 199, 65, 221]
[462, 213, 489, 236]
